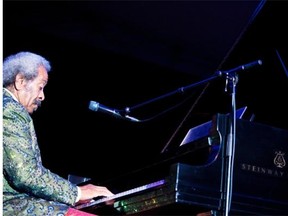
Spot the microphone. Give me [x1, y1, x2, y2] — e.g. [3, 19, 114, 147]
[88, 101, 139, 122]
[217, 59, 262, 76]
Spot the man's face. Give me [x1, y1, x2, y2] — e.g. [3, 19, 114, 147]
[19, 66, 49, 114]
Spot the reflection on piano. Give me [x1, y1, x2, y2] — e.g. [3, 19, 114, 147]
[77, 113, 288, 215]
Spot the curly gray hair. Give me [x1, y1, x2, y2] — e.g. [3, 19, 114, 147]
[3, 51, 51, 87]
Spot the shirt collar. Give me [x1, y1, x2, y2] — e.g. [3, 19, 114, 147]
[3, 88, 19, 102]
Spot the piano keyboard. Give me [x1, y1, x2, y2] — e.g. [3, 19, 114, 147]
[75, 179, 166, 210]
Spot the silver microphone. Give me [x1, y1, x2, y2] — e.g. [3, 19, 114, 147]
[88, 101, 139, 122]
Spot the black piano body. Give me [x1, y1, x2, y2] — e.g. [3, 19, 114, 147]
[77, 114, 288, 215]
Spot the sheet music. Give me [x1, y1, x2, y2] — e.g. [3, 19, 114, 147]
[180, 106, 247, 146]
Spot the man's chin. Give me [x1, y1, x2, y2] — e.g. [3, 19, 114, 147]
[32, 105, 39, 112]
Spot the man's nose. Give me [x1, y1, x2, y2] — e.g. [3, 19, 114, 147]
[39, 91, 45, 101]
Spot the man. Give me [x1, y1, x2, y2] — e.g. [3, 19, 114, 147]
[3, 51, 114, 215]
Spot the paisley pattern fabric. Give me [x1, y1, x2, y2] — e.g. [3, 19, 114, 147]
[3, 88, 79, 215]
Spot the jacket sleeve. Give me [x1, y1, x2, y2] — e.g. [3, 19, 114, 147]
[3, 102, 79, 206]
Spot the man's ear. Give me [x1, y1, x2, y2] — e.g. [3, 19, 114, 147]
[14, 74, 26, 90]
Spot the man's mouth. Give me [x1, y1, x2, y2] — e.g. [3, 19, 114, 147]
[35, 100, 41, 107]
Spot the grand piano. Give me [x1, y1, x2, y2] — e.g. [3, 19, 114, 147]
[76, 110, 288, 215]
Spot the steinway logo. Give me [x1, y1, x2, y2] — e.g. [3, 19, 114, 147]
[240, 151, 288, 179]
[274, 151, 286, 168]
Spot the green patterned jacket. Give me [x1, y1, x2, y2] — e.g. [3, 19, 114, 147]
[3, 88, 78, 216]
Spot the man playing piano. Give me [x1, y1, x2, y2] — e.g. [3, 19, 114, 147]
[2, 51, 114, 215]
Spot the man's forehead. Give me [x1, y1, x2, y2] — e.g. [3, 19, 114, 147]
[38, 65, 49, 83]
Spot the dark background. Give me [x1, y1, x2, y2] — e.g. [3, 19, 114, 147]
[3, 1, 288, 186]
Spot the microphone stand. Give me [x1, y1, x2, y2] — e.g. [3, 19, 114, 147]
[124, 60, 261, 115]
[221, 71, 238, 216]
[216, 59, 261, 215]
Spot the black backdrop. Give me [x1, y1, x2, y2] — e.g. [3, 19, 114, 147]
[3, 1, 288, 184]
